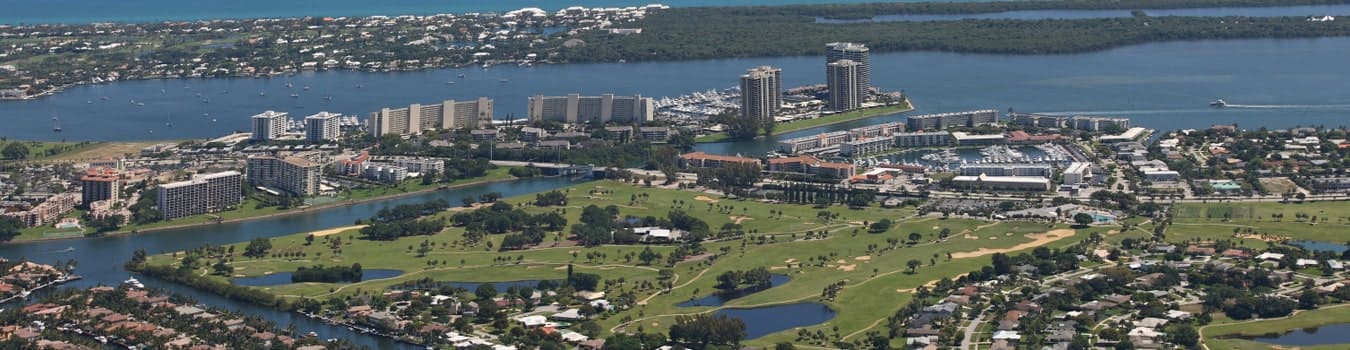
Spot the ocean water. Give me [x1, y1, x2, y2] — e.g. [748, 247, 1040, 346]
[1, 0, 966, 24]
[7, 37, 1350, 148]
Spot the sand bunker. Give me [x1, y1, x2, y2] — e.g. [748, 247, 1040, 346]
[836, 259, 847, 264]
[730, 216, 753, 224]
[694, 195, 719, 203]
[1235, 232, 1288, 242]
[770, 266, 787, 270]
[987, 237, 999, 240]
[950, 229, 1076, 259]
[854, 256, 872, 261]
[964, 234, 978, 240]
[838, 264, 857, 272]
[310, 225, 365, 237]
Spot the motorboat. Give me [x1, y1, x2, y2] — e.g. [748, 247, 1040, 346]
[123, 277, 145, 289]
[1210, 99, 1227, 108]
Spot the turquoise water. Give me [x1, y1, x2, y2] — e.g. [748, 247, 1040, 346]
[1, 0, 964, 24]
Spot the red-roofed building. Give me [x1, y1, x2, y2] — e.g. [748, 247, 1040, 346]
[678, 152, 760, 169]
[1008, 130, 1062, 144]
[338, 151, 371, 176]
[767, 155, 855, 178]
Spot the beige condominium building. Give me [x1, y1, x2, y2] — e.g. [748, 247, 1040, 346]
[157, 171, 243, 220]
[246, 156, 322, 196]
[527, 94, 654, 124]
[368, 98, 494, 136]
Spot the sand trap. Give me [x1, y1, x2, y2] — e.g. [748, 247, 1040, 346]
[836, 259, 847, 264]
[964, 234, 978, 240]
[784, 258, 798, 264]
[1107, 230, 1120, 235]
[554, 266, 568, 270]
[838, 264, 856, 272]
[854, 256, 872, 261]
[770, 266, 787, 270]
[310, 225, 365, 237]
[730, 215, 753, 224]
[694, 195, 719, 203]
[1235, 232, 1288, 242]
[932, 226, 940, 230]
[1004, 232, 1013, 236]
[988, 237, 998, 240]
[950, 229, 1076, 259]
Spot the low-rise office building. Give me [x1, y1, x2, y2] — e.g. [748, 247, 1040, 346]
[392, 158, 445, 175]
[678, 152, 760, 169]
[1063, 162, 1092, 185]
[767, 155, 856, 178]
[639, 127, 673, 141]
[958, 164, 1053, 178]
[1099, 127, 1147, 143]
[777, 131, 851, 154]
[362, 164, 409, 183]
[951, 132, 1008, 146]
[894, 131, 952, 147]
[839, 137, 894, 157]
[905, 110, 998, 130]
[952, 174, 1051, 192]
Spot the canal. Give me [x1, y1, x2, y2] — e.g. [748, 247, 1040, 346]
[2, 176, 583, 349]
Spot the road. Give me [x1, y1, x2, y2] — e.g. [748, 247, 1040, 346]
[959, 315, 984, 350]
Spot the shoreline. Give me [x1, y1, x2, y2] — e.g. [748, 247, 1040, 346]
[2, 176, 519, 246]
[697, 101, 915, 143]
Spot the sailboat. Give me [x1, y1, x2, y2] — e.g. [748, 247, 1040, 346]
[165, 113, 173, 128]
[52, 116, 62, 132]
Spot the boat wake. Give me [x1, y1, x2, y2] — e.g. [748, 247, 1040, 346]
[1221, 103, 1350, 110]
[1038, 109, 1213, 115]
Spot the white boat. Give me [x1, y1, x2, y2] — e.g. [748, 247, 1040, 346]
[1210, 99, 1227, 108]
[124, 277, 144, 289]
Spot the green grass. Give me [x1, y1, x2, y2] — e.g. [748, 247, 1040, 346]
[1168, 201, 1350, 244]
[695, 102, 913, 143]
[1203, 304, 1350, 350]
[9, 168, 517, 243]
[14, 209, 89, 241]
[0, 140, 100, 160]
[114, 198, 289, 233]
[144, 180, 1113, 345]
